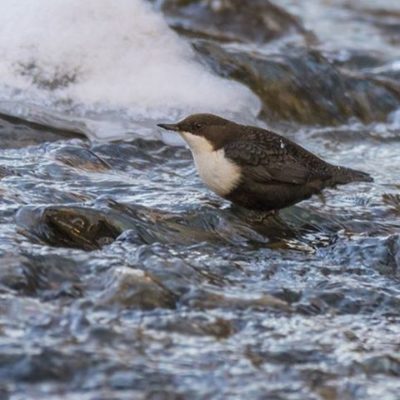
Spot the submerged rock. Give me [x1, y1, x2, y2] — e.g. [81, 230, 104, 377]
[96, 266, 178, 310]
[145, 314, 235, 338]
[0, 165, 14, 179]
[194, 41, 400, 125]
[0, 113, 84, 149]
[157, 0, 311, 44]
[0, 254, 84, 300]
[383, 194, 400, 216]
[16, 202, 219, 250]
[52, 145, 112, 172]
[16, 200, 336, 251]
[16, 206, 123, 251]
[182, 288, 290, 311]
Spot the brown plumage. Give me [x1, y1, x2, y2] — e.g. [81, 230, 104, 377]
[158, 114, 372, 211]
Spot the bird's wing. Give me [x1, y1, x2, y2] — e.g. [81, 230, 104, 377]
[224, 133, 332, 185]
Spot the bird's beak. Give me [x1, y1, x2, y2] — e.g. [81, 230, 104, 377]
[157, 123, 180, 132]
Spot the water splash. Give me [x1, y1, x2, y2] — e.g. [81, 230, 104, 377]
[0, 0, 260, 141]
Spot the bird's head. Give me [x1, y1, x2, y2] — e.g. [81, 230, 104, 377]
[158, 114, 234, 152]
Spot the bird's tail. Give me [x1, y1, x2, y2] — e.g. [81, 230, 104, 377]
[330, 165, 373, 185]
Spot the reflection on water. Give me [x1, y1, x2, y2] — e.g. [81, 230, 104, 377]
[0, 0, 400, 399]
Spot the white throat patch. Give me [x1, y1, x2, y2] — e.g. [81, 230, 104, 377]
[180, 131, 241, 196]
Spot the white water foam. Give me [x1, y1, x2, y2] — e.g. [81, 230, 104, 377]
[0, 0, 260, 141]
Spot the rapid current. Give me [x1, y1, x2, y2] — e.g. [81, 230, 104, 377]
[0, 1, 399, 399]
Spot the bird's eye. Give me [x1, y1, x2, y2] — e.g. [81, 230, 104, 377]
[193, 123, 202, 130]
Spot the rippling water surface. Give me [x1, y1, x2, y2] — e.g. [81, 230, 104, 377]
[0, 1, 400, 399]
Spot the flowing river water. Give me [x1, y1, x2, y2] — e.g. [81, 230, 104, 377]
[0, 1, 400, 399]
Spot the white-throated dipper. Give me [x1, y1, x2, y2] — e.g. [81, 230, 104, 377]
[158, 114, 373, 211]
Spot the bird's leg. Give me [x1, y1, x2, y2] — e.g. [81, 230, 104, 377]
[230, 205, 278, 224]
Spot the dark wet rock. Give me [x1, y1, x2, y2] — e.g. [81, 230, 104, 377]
[295, 298, 329, 316]
[271, 287, 302, 304]
[105, 367, 184, 398]
[107, 370, 183, 395]
[40, 208, 121, 250]
[182, 288, 290, 311]
[16, 205, 123, 251]
[156, 0, 311, 44]
[245, 346, 328, 366]
[126, 243, 232, 298]
[194, 41, 400, 125]
[300, 370, 347, 400]
[52, 145, 112, 171]
[360, 355, 400, 377]
[8, 197, 321, 254]
[21, 256, 84, 299]
[17, 202, 228, 251]
[328, 49, 386, 71]
[163, 316, 234, 339]
[0, 254, 26, 293]
[0, 165, 14, 179]
[229, 206, 297, 240]
[0, 348, 90, 383]
[96, 267, 178, 310]
[109, 201, 282, 247]
[383, 194, 400, 216]
[0, 113, 84, 149]
[0, 254, 83, 300]
[297, 282, 400, 316]
[108, 201, 219, 245]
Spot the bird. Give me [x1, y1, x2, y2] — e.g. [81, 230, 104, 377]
[158, 114, 372, 212]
